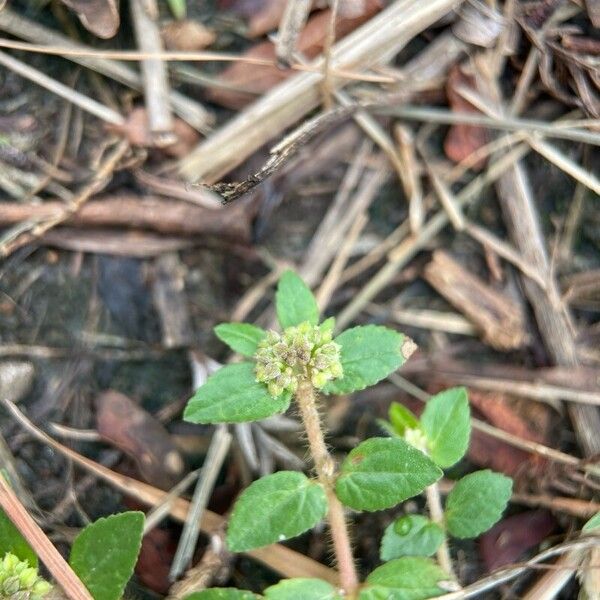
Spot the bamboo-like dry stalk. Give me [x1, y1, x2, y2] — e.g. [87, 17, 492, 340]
[178, 0, 466, 182]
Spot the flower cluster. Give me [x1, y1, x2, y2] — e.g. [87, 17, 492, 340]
[255, 322, 343, 396]
[0, 553, 51, 600]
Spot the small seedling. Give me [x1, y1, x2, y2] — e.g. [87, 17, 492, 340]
[183, 271, 513, 599]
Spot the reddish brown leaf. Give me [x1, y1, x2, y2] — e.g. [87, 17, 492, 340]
[135, 528, 179, 594]
[207, 2, 382, 109]
[479, 510, 556, 571]
[61, 0, 120, 39]
[444, 65, 488, 170]
[95, 390, 185, 489]
[468, 389, 553, 477]
[106, 107, 200, 157]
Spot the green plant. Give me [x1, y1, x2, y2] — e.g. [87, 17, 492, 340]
[183, 271, 513, 600]
[0, 504, 144, 600]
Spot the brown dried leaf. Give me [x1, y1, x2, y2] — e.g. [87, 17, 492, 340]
[162, 20, 216, 51]
[106, 107, 200, 157]
[444, 65, 488, 170]
[479, 511, 556, 571]
[134, 528, 179, 594]
[61, 0, 120, 39]
[95, 390, 185, 489]
[468, 389, 553, 477]
[207, 1, 382, 109]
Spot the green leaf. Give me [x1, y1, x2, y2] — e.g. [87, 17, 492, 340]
[275, 270, 319, 329]
[69, 512, 144, 600]
[445, 470, 512, 539]
[335, 438, 442, 511]
[583, 512, 600, 532]
[0, 508, 37, 567]
[319, 317, 336, 336]
[227, 472, 328, 551]
[214, 323, 267, 357]
[380, 515, 445, 561]
[264, 578, 341, 599]
[421, 388, 470, 468]
[360, 557, 450, 600]
[324, 326, 411, 395]
[185, 590, 258, 600]
[389, 402, 420, 437]
[184, 363, 291, 424]
[167, 0, 187, 19]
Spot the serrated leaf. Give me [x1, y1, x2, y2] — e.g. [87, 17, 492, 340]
[264, 578, 341, 599]
[324, 326, 411, 395]
[319, 317, 335, 336]
[214, 323, 267, 357]
[583, 512, 600, 532]
[184, 363, 291, 424]
[421, 388, 470, 468]
[360, 557, 450, 600]
[227, 472, 328, 551]
[0, 508, 37, 567]
[380, 515, 445, 561]
[335, 438, 442, 512]
[275, 271, 319, 329]
[185, 590, 258, 600]
[69, 512, 144, 600]
[445, 470, 512, 539]
[389, 402, 420, 437]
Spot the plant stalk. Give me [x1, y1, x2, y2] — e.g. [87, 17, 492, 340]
[295, 381, 358, 595]
[425, 482, 455, 578]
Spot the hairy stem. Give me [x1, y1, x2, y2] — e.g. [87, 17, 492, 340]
[425, 482, 455, 578]
[295, 381, 358, 595]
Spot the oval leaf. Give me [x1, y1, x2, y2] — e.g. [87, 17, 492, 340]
[335, 438, 442, 512]
[421, 387, 470, 468]
[380, 515, 445, 561]
[227, 472, 328, 551]
[214, 323, 267, 357]
[0, 508, 37, 567]
[184, 363, 291, 424]
[69, 512, 144, 600]
[265, 578, 341, 599]
[360, 557, 450, 600]
[275, 270, 319, 329]
[324, 326, 412, 395]
[445, 470, 512, 539]
[185, 590, 258, 600]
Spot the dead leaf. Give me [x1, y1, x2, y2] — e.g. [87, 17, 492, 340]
[207, 1, 382, 109]
[584, 0, 600, 27]
[444, 65, 488, 170]
[468, 389, 553, 478]
[95, 390, 185, 489]
[61, 0, 120, 39]
[162, 20, 216, 51]
[135, 528, 179, 594]
[479, 510, 556, 571]
[106, 107, 200, 157]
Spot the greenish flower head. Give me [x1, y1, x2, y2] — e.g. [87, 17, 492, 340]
[254, 322, 343, 396]
[0, 553, 51, 600]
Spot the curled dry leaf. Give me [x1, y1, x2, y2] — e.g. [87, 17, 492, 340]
[162, 20, 216, 51]
[106, 107, 200, 157]
[61, 0, 120, 39]
[207, 1, 382, 109]
[452, 1, 504, 48]
[444, 65, 488, 170]
[95, 390, 185, 489]
[479, 510, 556, 571]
